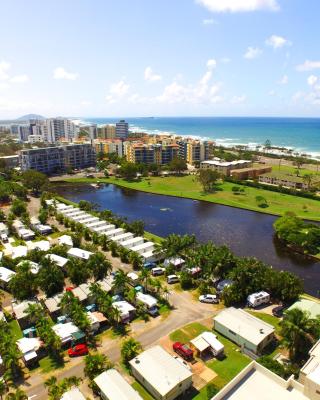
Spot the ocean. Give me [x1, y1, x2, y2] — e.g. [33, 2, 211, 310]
[83, 117, 320, 158]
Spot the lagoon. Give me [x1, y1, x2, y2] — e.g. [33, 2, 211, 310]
[54, 183, 320, 296]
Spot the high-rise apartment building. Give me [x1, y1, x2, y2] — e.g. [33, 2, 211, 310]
[115, 120, 129, 139]
[20, 143, 96, 174]
[94, 140, 123, 157]
[98, 125, 116, 139]
[126, 143, 179, 165]
[177, 139, 214, 164]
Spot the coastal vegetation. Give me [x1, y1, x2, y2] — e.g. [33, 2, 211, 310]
[61, 175, 320, 221]
[274, 213, 320, 257]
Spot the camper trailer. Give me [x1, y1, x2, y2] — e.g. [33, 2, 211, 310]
[247, 291, 270, 308]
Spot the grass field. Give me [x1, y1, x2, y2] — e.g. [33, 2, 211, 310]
[8, 320, 23, 341]
[63, 175, 320, 221]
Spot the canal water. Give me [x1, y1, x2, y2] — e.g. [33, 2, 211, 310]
[54, 183, 320, 296]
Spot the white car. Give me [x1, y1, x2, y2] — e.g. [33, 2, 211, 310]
[199, 294, 219, 304]
[167, 274, 179, 284]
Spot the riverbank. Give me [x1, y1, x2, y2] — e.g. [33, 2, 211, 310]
[56, 176, 320, 221]
[54, 195, 163, 243]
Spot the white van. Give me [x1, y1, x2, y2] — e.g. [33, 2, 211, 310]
[167, 274, 179, 284]
[151, 267, 165, 276]
[247, 291, 270, 308]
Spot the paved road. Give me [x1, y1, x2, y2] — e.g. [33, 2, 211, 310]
[22, 290, 215, 399]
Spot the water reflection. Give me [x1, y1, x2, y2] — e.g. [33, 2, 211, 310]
[54, 183, 320, 295]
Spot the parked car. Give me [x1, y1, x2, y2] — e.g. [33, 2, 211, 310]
[68, 344, 88, 357]
[173, 342, 194, 361]
[272, 305, 285, 318]
[152, 267, 165, 276]
[167, 274, 179, 284]
[199, 294, 219, 304]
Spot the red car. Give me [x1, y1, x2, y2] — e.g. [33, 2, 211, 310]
[68, 344, 88, 357]
[173, 342, 193, 361]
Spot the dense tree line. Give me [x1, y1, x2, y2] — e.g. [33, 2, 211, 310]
[274, 213, 320, 255]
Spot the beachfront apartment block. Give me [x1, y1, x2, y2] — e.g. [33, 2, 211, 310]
[94, 139, 123, 157]
[98, 124, 116, 139]
[125, 142, 179, 165]
[115, 120, 129, 139]
[177, 139, 214, 164]
[20, 143, 96, 174]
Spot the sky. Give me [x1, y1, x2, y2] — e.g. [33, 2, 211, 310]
[0, 0, 320, 118]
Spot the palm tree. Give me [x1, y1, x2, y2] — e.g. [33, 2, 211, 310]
[303, 173, 313, 190]
[87, 252, 112, 281]
[6, 388, 28, 400]
[129, 251, 143, 270]
[84, 353, 113, 381]
[112, 270, 129, 293]
[140, 268, 151, 292]
[280, 308, 320, 361]
[121, 337, 142, 367]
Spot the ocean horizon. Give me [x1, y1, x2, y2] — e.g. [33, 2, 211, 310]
[83, 116, 320, 159]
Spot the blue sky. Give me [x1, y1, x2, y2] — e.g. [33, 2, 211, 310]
[0, 0, 320, 118]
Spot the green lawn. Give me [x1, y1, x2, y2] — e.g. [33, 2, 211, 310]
[207, 332, 251, 383]
[8, 320, 23, 341]
[169, 322, 207, 343]
[63, 175, 320, 221]
[36, 355, 65, 374]
[132, 382, 154, 400]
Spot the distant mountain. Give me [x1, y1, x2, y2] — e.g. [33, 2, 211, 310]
[17, 114, 46, 121]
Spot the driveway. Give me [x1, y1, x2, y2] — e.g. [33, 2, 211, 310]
[22, 290, 216, 399]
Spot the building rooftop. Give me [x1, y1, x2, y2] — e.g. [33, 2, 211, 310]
[129, 345, 193, 397]
[213, 307, 275, 346]
[288, 299, 320, 319]
[0, 266, 16, 283]
[94, 369, 143, 400]
[60, 387, 86, 400]
[212, 361, 308, 400]
[45, 253, 69, 268]
[67, 247, 93, 260]
[12, 300, 39, 320]
[27, 240, 51, 252]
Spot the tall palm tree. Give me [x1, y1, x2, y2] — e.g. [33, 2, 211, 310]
[121, 337, 142, 367]
[280, 308, 320, 361]
[112, 270, 129, 294]
[84, 353, 113, 381]
[140, 268, 151, 292]
[129, 251, 143, 270]
[87, 252, 112, 281]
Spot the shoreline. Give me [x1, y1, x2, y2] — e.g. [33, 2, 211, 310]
[52, 176, 320, 222]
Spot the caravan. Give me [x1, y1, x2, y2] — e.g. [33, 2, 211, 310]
[247, 291, 270, 308]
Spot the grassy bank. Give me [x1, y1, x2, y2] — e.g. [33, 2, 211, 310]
[54, 195, 163, 243]
[59, 176, 320, 221]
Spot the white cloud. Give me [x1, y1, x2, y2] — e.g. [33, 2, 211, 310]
[196, 0, 279, 13]
[0, 61, 11, 81]
[157, 62, 223, 105]
[231, 95, 247, 104]
[278, 75, 288, 85]
[53, 67, 79, 80]
[144, 67, 162, 82]
[307, 75, 318, 86]
[244, 47, 262, 59]
[80, 100, 91, 106]
[206, 59, 217, 69]
[220, 57, 231, 64]
[268, 90, 276, 96]
[10, 74, 29, 83]
[202, 18, 218, 25]
[106, 79, 130, 104]
[265, 35, 291, 49]
[0, 82, 9, 90]
[292, 91, 305, 103]
[296, 60, 320, 72]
